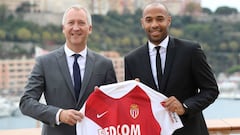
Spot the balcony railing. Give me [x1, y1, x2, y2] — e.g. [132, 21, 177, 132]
[0, 118, 239, 135]
[207, 118, 240, 135]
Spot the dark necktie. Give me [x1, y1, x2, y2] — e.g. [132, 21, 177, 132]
[73, 54, 81, 101]
[155, 46, 162, 91]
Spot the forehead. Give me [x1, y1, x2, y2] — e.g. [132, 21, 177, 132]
[65, 8, 87, 21]
[143, 4, 168, 18]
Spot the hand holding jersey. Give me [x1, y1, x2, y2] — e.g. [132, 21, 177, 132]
[76, 80, 183, 135]
[59, 109, 84, 126]
[162, 96, 186, 116]
[136, 78, 186, 116]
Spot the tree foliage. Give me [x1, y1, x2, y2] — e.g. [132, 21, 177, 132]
[1, 6, 240, 74]
[215, 6, 238, 15]
[202, 8, 212, 14]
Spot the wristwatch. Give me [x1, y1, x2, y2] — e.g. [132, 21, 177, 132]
[183, 103, 189, 114]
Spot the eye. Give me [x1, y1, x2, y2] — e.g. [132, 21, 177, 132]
[156, 17, 165, 22]
[68, 21, 74, 25]
[79, 21, 86, 26]
[145, 18, 152, 23]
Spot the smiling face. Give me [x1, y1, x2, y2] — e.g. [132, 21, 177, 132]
[141, 3, 171, 45]
[62, 7, 92, 51]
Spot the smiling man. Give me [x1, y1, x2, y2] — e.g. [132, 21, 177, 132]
[19, 4, 117, 135]
[124, 2, 219, 135]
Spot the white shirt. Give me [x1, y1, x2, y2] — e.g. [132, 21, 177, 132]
[148, 36, 169, 89]
[56, 44, 87, 125]
[64, 44, 87, 84]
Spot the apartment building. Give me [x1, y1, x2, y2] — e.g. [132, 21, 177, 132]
[0, 58, 35, 91]
[100, 51, 124, 82]
[1, 0, 201, 15]
[0, 0, 41, 12]
[0, 51, 124, 92]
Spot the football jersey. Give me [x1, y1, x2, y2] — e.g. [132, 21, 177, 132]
[76, 80, 183, 135]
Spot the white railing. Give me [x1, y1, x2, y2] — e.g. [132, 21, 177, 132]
[0, 118, 239, 135]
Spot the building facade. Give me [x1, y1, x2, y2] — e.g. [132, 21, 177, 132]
[0, 51, 124, 92]
[1, 0, 202, 15]
[0, 58, 35, 91]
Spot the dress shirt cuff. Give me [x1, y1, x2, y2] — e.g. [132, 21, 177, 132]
[183, 103, 189, 114]
[56, 109, 63, 125]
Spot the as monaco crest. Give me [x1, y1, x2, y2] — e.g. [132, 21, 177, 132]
[130, 104, 139, 119]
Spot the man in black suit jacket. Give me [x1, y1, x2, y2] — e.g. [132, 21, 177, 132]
[124, 2, 219, 135]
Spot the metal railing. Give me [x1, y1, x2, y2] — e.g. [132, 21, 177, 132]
[0, 118, 239, 135]
[207, 118, 240, 135]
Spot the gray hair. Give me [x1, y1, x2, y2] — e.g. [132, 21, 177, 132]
[62, 4, 92, 25]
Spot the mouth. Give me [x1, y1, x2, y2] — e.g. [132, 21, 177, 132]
[71, 33, 81, 36]
[150, 31, 161, 37]
[149, 28, 161, 36]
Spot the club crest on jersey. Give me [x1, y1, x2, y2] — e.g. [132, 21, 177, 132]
[130, 104, 139, 119]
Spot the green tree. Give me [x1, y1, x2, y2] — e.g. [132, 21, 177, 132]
[215, 6, 238, 15]
[229, 41, 239, 52]
[170, 28, 183, 37]
[16, 27, 31, 41]
[121, 37, 131, 46]
[32, 33, 41, 42]
[219, 42, 228, 51]
[16, 1, 31, 13]
[201, 43, 211, 52]
[42, 31, 52, 43]
[202, 7, 212, 14]
[52, 33, 64, 44]
[0, 4, 8, 22]
[227, 65, 240, 74]
[0, 29, 6, 40]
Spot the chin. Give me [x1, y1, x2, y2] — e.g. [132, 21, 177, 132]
[150, 38, 161, 44]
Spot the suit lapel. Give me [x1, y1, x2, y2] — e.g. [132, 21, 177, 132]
[78, 49, 94, 102]
[160, 37, 176, 91]
[142, 44, 158, 90]
[55, 47, 76, 100]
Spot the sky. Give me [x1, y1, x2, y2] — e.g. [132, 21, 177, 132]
[201, 0, 240, 12]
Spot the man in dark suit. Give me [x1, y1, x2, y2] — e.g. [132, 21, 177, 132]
[124, 2, 219, 135]
[19, 4, 117, 135]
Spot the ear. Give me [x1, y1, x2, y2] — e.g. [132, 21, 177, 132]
[167, 16, 172, 27]
[88, 25, 93, 34]
[140, 18, 144, 29]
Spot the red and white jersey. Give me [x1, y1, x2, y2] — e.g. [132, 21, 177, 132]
[76, 80, 183, 135]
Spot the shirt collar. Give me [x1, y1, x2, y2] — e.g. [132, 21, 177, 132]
[64, 44, 87, 58]
[148, 36, 169, 52]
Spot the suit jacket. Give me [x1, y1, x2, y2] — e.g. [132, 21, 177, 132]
[19, 46, 117, 135]
[124, 36, 219, 135]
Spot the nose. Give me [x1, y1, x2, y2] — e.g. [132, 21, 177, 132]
[73, 24, 80, 30]
[151, 20, 159, 28]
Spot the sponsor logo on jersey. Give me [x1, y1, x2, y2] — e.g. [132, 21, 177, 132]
[98, 124, 141, 135]
[97, 111, 108, 118]
[130, 104, 139, 119]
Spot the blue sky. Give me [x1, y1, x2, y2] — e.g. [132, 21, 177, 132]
[201, 0, 240, 12]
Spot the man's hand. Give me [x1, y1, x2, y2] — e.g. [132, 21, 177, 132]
[59, 109, 84, 126]
[161, 96, 185, 115]
[135, 78, 140, 82]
